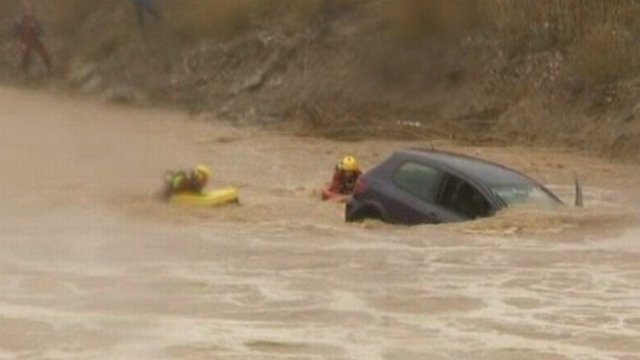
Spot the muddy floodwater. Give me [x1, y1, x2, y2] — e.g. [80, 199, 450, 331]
[1, 87, 640, 360]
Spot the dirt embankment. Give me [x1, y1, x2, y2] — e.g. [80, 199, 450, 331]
[2, 0, 640, 161]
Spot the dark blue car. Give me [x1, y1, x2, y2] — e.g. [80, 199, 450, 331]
[345, 148, 571, 225]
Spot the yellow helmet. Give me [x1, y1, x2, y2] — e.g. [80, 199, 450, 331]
[340, 156, 358, 172]
[194, 164, 211, 179]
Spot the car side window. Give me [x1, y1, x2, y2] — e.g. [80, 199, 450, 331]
[392, 162, 443, 203]
[437, 176, 491, 219]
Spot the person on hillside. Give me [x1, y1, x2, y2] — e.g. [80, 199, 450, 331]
[132, 0, 162, 27]
[328, 156, 362, 196]
[160, 164, 211, 200]
[12, 1, 53, 75]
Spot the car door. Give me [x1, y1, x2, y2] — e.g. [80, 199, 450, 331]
[386, 161, 448, 224]
[435, 174, 493, 220]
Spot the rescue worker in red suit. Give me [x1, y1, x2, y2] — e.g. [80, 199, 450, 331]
[13, 2, 53, 75]
[161, 164, 211, 200]
[329, 156, 362, 195]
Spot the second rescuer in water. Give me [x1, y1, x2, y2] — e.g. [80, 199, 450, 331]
[329, 156, 362, 195]
[161, 164, 211, 200]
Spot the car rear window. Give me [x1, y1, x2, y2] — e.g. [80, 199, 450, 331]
[392, 162, 443, 203]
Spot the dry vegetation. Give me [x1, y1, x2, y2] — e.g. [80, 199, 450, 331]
[488, 0, 640, 83]
[2, 0, 640, 159]
[13, 0, 640, 85]
[378, 0, 640, 85]
[161, 0, 358, 39]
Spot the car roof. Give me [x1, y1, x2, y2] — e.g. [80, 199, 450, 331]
[396, 148, 539, 187]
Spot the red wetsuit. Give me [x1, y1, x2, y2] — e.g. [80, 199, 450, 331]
[329, 166, 362, 195]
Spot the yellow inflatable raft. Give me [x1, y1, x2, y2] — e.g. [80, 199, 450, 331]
[169, 187, 239, 207]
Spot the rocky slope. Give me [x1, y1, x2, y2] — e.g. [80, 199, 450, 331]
[2, 0, 640, 161]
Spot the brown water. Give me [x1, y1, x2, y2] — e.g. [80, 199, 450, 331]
[2, 87, 640, 360]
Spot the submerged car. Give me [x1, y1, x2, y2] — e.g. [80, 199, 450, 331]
[345, 148, 580, 225]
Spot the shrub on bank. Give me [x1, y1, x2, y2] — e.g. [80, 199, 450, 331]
[378, 0, 640, 85]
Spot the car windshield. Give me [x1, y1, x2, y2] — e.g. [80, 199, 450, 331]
[491, 184, 558, 207]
